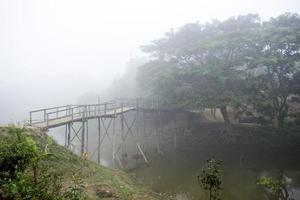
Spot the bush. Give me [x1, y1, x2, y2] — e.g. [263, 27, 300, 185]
[0, 128, 38, 183]
[257, 175, 294, 200]
[0, 128, 64, 200]
[197, 159, 222, 200]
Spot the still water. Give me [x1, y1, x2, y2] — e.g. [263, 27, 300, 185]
[130, 148, 300, 200]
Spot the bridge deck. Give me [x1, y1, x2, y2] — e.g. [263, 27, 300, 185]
[31, 106, 135, 129]
[29, 99, 162, 129]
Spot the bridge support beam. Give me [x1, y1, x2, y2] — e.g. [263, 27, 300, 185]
[65, 124, 68, 148]
[97, 117, 101, 165]
[31, 99, 170, 167]
[112, 117, 116, 167]
[81, 120, 85, 156]
[121, 113, 125, 160]
[65, 123, 71, 148]
[86, 120, 89, 154]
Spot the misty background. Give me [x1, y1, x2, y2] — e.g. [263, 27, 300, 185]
[1, 0, 300, 124]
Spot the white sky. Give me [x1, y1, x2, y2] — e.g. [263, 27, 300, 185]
[0, 0, 300, 123]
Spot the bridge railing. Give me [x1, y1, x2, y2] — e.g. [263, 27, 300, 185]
[30, 105, 77, 124]
[29, 98, 159, 127]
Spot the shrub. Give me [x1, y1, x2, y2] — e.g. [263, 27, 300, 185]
[197, 159, 222, 200]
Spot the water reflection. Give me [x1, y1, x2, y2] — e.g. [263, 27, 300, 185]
[129, 150, 300, 200]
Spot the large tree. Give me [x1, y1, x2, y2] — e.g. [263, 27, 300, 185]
[250, 13, 300, 127]
[138, 13, 300, 130]
[138, 14, 260, 132]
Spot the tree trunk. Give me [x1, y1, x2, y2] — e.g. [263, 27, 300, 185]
[220, 105, 231, 134]
[209, 186, 212, 200]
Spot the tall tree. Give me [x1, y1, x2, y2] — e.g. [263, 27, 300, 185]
[138, 14, 260, 132]
[250, 13, 300, 127]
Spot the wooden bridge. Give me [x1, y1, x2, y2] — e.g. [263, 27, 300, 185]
[29, 98, 165, 167]
[30, 99, 149, 129]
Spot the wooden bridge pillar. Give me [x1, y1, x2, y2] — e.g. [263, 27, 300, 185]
[86, 120, 89, 154]
[97, 117, 101, 165]
[142, 111, 147, 153]
[30, 98, 169, 166]
[121, 113, 125, 159]
[112, 117, 116, 167]
[81, 120, 85, 156]
[67, 123, 71, 148]
[64, 123, 71, 148]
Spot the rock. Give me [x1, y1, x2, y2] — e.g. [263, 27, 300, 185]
[96, 188, 113, 198]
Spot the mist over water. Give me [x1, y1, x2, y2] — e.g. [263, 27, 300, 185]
[1, 1, 300, 200]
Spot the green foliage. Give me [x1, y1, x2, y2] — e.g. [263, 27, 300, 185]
[250, 13, 300, 127]
[257, 174, 294, 200]
[0, 128, 38, 183]
[63, 176, 85, 200]
[138, 13, 300, 130]
[139, 14, 261, 128]
[0, 127, 65, 200]
[197, 159, 222, 200]
[0, 127, 163, 200]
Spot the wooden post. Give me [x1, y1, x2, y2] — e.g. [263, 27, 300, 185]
[44, 109, 47, 122]
[71, 108, 74, 121]
[121, 114, 125, 159]
[97, 117, 101, 165]
[30, 112, 32, 124]
[112, 117, 116, 166]
[46, 113, 49, 127]
[137, 142, 149, 164]
[81, 120, 85, 156]
[143, 111, 147, 152]
[136, 99, 140, 144]
[155, 112, 161, 155]
[86, 120, 89, 154]
[68, 123, 71, 148]
[65, 124, 68, 148]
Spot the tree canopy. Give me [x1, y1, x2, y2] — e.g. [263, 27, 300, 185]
[138, 13, 300, 129]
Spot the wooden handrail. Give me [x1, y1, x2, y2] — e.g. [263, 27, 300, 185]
[29, 98, 160, 126]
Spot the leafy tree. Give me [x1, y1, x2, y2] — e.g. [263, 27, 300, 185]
[139, 13, 300, 130]
[197, 159, 222, 200]
[249, 13, 300, 127]
[138, 14, 260, 132]
[290, 71, 300, 95]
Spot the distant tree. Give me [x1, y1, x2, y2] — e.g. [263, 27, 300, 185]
[290, 71, 300, 96]
[249, 13, 300, 127]
[138, 14, 260, 133]
[102, 57, 147, 100]
[139, 13, 300, 130]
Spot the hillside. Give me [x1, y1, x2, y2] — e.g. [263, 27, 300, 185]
[0, 126, 167, 200]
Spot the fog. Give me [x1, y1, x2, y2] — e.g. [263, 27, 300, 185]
[1, 0, 300, 124]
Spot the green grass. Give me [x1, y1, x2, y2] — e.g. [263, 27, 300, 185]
[0, 126, 166, 200]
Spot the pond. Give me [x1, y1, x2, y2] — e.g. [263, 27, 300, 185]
[129, 148, 300, 200]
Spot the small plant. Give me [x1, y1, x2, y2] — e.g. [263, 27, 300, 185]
[197, 159, 222, 200]
[257, 175, 294, 200]
[64, 175, 85, 200]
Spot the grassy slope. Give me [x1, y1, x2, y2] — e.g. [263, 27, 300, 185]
[0, 126, 166, 200]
